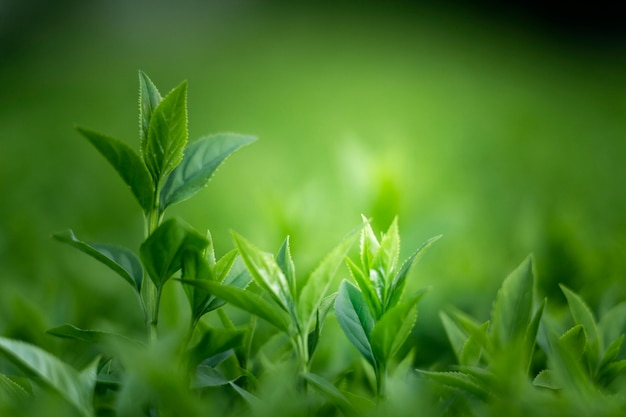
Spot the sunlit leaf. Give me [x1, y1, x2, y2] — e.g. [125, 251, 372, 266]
[138, 70, 162, 147]
[143, 80, 188, 183]
[160, 133, 256, 209]
[53, 229, 142, 291]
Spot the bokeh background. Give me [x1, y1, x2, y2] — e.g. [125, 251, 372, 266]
[1, 0, 625, 364]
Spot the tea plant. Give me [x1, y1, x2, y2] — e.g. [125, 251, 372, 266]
[334, 216, 441, 399]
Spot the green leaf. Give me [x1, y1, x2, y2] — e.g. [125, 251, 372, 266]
[203, 258, 253, 313]
[160, 133, 256, 209]
[598, 302, 626, 350]
[599, 335, 624, 374]
[532, 369, 559, 389]
[46, 324, 143, 346]
[523, 298, 546, 373]
[53, 229, 142, 291]
[359, 215, 380, 274]
[386, 234, 442, 309]
[232, 232, 292, 313]
[371, 217, 400, 281]
[460, 322, 489, 367]
[181, 249, 215, 319]
[143, 80, 188, 183]
[370, 289, 426, 366]
[490, 255, 534, 349]
[307, 293, 337, 358]
[0, 372, 30, 403]
[194, 365, 234, 388]
[215, 249, 238, 282]
[181, 279, 291, 334]
[560, 284, 602, 366]
[560, 325, 587, 361]
[417, 370, 489, 400]
[440, 311, 468, 364]
[545, 329, 594, 394]
[334, 280, 376, 367]
[138, 71, 162, 147]
[188, 326, 245, 370]
[298, 227, 360, 330]
[0, 337, 96, 417]
[140, 218, 209, 289]
[346, 256, 382, 319]
[276, 236, 297, 301]
[302, 372, 352, 411]
[75, 127, 153, 212]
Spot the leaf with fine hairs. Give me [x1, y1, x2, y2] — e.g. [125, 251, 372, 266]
[160, 133, 256, 209]
[138, 70, 161, 147]
[53, 229, 142, 291]
[0, 337, 97, 417]
[76, 127, 153, 213]
[143, 80, 188, 183]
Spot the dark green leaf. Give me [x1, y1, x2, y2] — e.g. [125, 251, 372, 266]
[76, 127, 153, 213]
[0, 372, 30, 403]
[523, 298, 546, 373]
[46, 324, 143, 346]
[143, 81, 188, 182]
[307, 293, 337, 358]
[346, 256, 382, 319]
[181, 279, 291, 334]
[598, 302, 626, 351]
[599, 335, 624, 373]
[188, 326, 245, 370]
[194, 365, 236, 388]
[160, 133, 256, 208]
[138, 71, 162, 147]
[140, 218, 209, 289]
[203, 258, 252, 313]
[532, 370, 559, 389]
[53, 229, 142, 291]
[370, 289, 426, 366]
[490, 255, 534, 349]
[181, 249, 214, 318]
[0, 337, 97, 417]
[334, 280, 376, 367]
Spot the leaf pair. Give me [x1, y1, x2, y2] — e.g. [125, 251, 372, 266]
[77, 71, 256, 216]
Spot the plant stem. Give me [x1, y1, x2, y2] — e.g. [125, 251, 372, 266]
[375, 364, 387, 402]
[142, 190, 163, 343]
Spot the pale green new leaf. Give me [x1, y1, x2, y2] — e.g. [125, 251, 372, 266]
[232, 232, 292, 313]
[561, 284, 602, 365]
[460, 322, 489, 367]
[523, 298, 546, 373]
[276, 236, 297, 301]
[181, 279, 291, 334]
[440, 311, 468, 363]
[386, 234, 442, 309]
[0, 337, 96, 417]
[139, 70, 161, 146]
[599, 335, 624, 374]
[47, 324, 143, 346]
[298, 227, 360, 330]
[490, 255, 534, 349]
[533, 369, 559, 389]
[560, 325, 586, 361]
[334, 280, 376, 367]
[371, 289, 426, 366]
[140, 218, 209, 289]
[346, 256, 382, 319]
[359, 215, 379, 273]
[143, 81, 188, 182]
[417, 370, 489, 400]
[181, 249, 214, 319]
[76, 127, 153, 213]
[160, 133, 256, 209]
[598, 301, 626, 351]
[371, 217, 400, 281]
[53, 229, 142, 291]
[203, 258, 252, 313]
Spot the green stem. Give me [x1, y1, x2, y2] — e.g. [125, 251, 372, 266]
[375, 364, 387, 402]
[141, 187, 163, 343]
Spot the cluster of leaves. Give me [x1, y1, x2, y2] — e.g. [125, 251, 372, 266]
[1, 73, 625, 417]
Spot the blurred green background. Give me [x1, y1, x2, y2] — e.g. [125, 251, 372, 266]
[1, 1, 625, 361]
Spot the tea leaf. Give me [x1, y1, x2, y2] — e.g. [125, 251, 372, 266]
[181, 279, 291, 334]
[181, 249, 215, 318]
[599, 335, 624, 373]
[75, 127, 153, 213]
[0, 373, 30, 403]
[194, 365, 235, 388]
[160, 133, 256, 209]
[143, 81, 188, 182]
[440, 311, 468, 363]
[188, 326, 245, 370]
[46, 324, 143, 346]
[232, 232, 292, 313]
[139, 71, 162, 147]
[598, 301, 626, 350]
[53, 229, 142, 291]
[532, 369, 559, 389]
[371, 289, 426, 365]
[418, 370, 488, 400]
[359, 215, 380, 274]
[276, 236, 297, 301]
[140, 218, 209, 289]
[203, 258, 252, 314]
[298, 227, 360, 330]
[460, 322, 489, 367]
[560, 325, 586, 361]
[386, 234, 442, 309]
[334, 280, 376, 367]
[302, 372, 352, 411]
[0, 337, 96, 417]
[346, 256, 382, 319]
[371, 217, 400, 281]
[523, 298, 546, 373]
[490, 255, 534, 348]
[561, 285, 601, 365]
